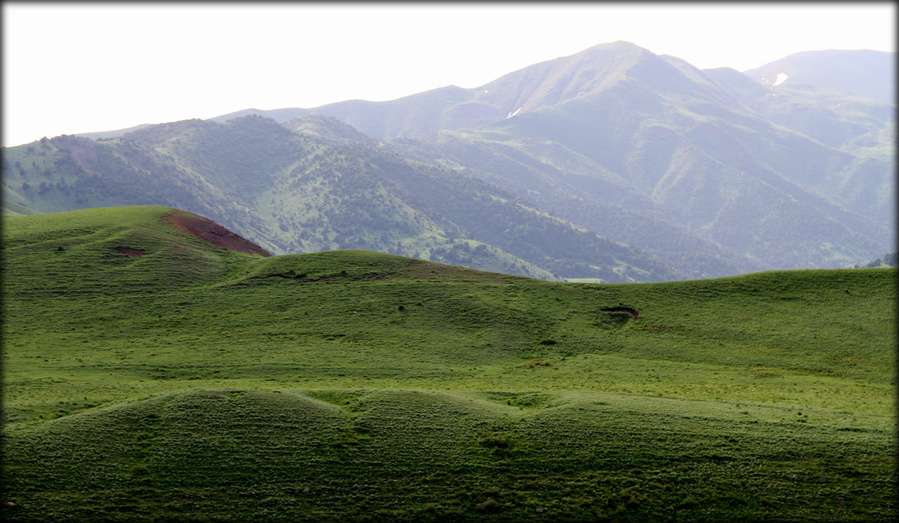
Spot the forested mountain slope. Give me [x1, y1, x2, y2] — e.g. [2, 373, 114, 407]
[3, 116, 678, 282]
[214, 42, 896, 273]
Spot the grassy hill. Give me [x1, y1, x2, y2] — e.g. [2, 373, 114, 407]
[2, 206, 896, 521]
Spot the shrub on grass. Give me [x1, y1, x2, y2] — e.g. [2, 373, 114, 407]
[519, 359, 551, 368]
[480, 433, 510, 450]
[475, 497, 500, 513]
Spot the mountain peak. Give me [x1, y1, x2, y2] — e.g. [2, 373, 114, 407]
[475, 40, 661, 114]
[281, 114, 373, 146]
[582, 40, 650, 52]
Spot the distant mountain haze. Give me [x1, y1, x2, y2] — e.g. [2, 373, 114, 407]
[3, 42, 894, 282]
[743, 49, 896, 104]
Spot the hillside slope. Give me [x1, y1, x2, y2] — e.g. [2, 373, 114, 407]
[2, 206, 895, 520]
[2, 117, 682, 282]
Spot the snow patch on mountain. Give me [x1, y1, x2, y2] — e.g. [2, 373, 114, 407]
[773, 73, 789, 87]
[506, 107, 522, 119]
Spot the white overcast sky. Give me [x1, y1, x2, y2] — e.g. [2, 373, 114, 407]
[2, 2, 895, 147]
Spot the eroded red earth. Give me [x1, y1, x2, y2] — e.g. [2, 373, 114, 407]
[115, 246, 145, 256]
[166, 210, 271, 257]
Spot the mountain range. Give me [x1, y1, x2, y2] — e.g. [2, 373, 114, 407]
[3, 41, 894, 282]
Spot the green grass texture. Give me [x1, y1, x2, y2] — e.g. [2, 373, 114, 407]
[3, 206, 896, 521]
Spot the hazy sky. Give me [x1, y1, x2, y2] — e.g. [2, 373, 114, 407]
[2, 2, 895, 147]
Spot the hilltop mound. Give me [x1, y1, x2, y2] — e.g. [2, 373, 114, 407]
[5, 387, 894, 520]
[2, 206, 269, 295]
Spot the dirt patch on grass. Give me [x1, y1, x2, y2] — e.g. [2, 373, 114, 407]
[167, 210, 271, 257]
[600, 306, 639, 320]
[115, 246, 146, 256]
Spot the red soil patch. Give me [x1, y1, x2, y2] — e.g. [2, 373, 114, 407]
[166, 210, 271, 257]
[115, 246, 145, 256]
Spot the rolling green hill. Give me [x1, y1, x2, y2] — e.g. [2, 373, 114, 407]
[2, 206, 895, 521]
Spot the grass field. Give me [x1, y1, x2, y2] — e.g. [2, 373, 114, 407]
[2, 206, 896, 521]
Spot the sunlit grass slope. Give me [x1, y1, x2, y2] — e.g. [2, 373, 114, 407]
[2, 206, 896, 521]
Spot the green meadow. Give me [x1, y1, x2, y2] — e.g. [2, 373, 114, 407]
[2, 206, 895, 521]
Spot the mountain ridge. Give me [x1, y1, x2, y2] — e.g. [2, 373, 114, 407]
[5, 41, 893, 280]
[743, 48, 896, 104]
